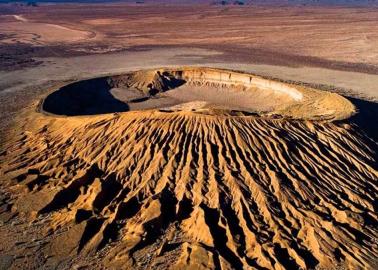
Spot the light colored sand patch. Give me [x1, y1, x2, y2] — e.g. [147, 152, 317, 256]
[13, 15, 28, 22]
[163, 101, 209, 111]
[82, 18, 125, 25]
[0, 22, 93, 44]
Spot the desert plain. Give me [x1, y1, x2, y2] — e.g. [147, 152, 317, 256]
[0, 1, 377, 270]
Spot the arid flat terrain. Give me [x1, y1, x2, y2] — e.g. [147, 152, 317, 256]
[0, 2, 377, 270]
[2, 3, 378, 72]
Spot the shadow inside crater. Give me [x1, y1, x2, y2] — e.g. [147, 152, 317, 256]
[347, 97, 378, 143]
[42, 72, 186, 116]
[42, 78, 130, 116]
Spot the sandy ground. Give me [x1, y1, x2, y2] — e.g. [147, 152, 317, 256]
[1, 106, 377, 269]
[0, 54, 377, 269]
[4, 5, 378, 65]
[2, 4, 378, 72]
[0, 3, 377, 270]
[0, 14, 94, 45]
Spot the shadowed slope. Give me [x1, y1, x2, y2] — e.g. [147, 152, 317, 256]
[42, 78, 130, 116]
[1, 110, 377, 269]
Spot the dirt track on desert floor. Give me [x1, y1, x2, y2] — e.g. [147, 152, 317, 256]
[0, 14, 94, 45]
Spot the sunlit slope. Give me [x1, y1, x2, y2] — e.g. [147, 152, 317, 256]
[2, 110, 377, 269]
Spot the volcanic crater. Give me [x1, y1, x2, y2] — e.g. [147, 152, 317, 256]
[41, 67, 355, 120]
[1, 67, 377, 270]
